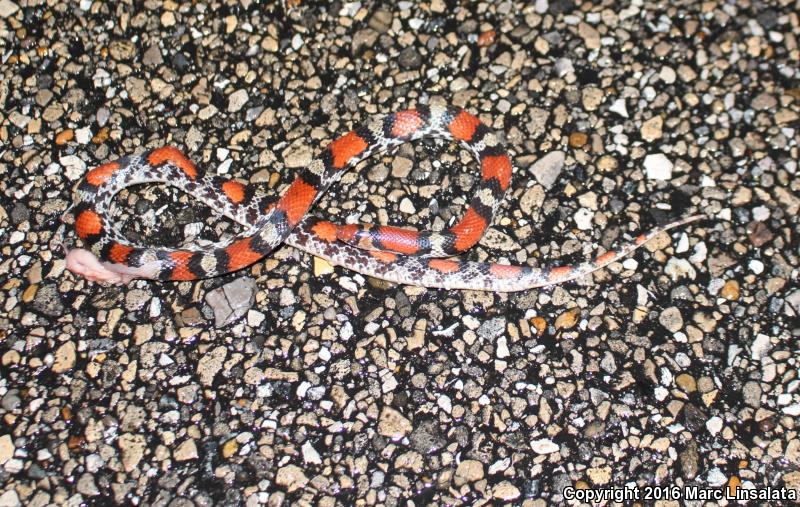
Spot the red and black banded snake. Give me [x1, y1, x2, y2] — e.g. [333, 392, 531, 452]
[61, 104, 702, 291]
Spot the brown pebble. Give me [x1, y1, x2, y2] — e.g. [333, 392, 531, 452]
[22, 284, 38, 303]
[222, 438, 239, 458]
[530, 316, 547, 335]
[477, 29, 496, 47]
[569, 132, 588, 148]
[719, 280, 740, 301]
[67, 435, 85, 451]
[676, 373, 697, 393]
[55, 129, 74, 145]
[92, 127, 110, 144]
[758, 417, 776, 433]
[727, 476, 741, 497]
[746, 221, 773, 247]
[555, 308, 580, 331]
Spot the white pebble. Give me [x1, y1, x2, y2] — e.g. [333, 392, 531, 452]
[75, 127, 93, 144]
[530, 438, 559, 454]
[9, 231, 24, 244]
[749, 259, 764, 274]
[752, 205, 770, 221]
[408, 18, 424, 30]
[675, 233, 689, 253]
[573, 208, 594, 230]
[399, 198, 416, 214]
[636, 284, 649, 305]
[291, 34, 304, 50]
[706, 416, 723, 435]
[437, 394, 452, 413]
[701, 175, 715, 187]
[751, 334, 771, 360]
[247, 310, 265, 327]
[217, 159, 232, 174]
[644, 153, 673, 180]
[783, 404, 800, 416]
[622, 258, 638, 270]
[496, 336, 510, 358]
[689, 242, 707, 264]
[608, 98, 628, 118]
[659, 66, 677, 84]
[664, 258, 696, 281]
[60, 154, 87, 181]
[150, 297, 162, 318]
[302, 441, 322, 464]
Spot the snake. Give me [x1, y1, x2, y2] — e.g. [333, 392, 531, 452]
[62, 104, 702, 291]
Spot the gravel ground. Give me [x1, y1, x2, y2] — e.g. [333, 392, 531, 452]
[1, 0, 799, 505]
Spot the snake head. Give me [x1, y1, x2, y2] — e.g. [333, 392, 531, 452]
[65, 248, 137, 285]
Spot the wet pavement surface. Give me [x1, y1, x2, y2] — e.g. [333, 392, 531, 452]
[1, 0, 799, 505]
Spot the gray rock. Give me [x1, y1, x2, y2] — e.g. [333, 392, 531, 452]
[205, 277, 257, 327]
[530, 151, 565, 188]
[31, 284, 64, 317]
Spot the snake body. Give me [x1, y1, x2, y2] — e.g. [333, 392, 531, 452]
[64, 104, 700, 291]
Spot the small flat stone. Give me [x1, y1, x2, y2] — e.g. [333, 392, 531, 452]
[454, 460, 485, 485]
[314, 257, 335, 276]
[367, 9, 392, 33]
[118, 433, 146, 472]
[578, 22, 600, 49]
[531, 438, 560, 454]
[659, 307, 683, 333]
[751, 92, 777, 110]
[641, 116, 663, 141]
[55, 129, 74, 145]
[205, 277, 256, 327]
[227, 89, 249, 113]
[0, 490, 19, 507]
[0, 434, 14, 465]
[302, 441, 322, 464]
[378, 407, 412, 439]
[276, 464, 309, 492]
[143, 45, 164, 66]
[530, 151, 565, 188]
[555, 308, 579, 330]
[52, 341, 76, 373]
[492, 481, 521, 501]
[664, 258, 696, 281]
[477, 29, 497, 47]
[399, 197, 416, 214]
[174, 439, 198, 461]
[0, 0, 20, 17]
[197, 346, 227, 386]
[581, 86, 604, 111]
[747, 221, 773, 247]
